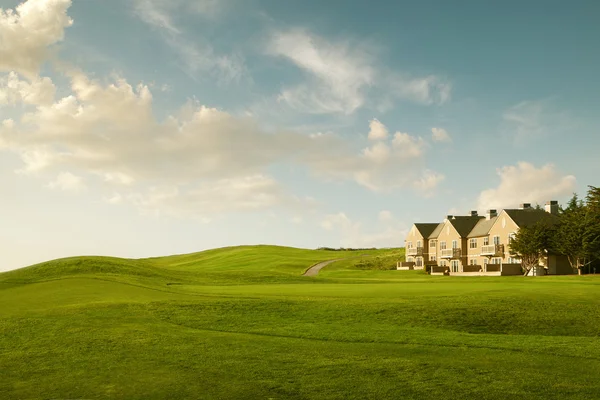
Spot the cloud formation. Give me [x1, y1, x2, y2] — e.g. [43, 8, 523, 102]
[477, 162, 576, 210]
[0, 0, 447, 221]
[0, 0, 73, 78]
[268, 29, 451, 114]
[133, 0, 246, 84]
[431, 127, 451, 142]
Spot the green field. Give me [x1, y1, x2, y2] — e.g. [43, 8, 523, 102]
[1, 245, 599, 399]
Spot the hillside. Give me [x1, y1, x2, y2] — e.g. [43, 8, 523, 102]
[1, 245, 600, 399]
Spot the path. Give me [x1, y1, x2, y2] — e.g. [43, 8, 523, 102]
[303, 259, 342, 277]
[303, 255, 369, 277]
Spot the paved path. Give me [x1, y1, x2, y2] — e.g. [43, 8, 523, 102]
[303, 259, 342, 277]
[303, 255, 370, 277]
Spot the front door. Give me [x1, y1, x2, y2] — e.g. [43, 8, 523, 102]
[451, 260, 460, 273]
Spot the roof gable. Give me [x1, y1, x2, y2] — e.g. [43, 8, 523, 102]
[467, 216, 498, 237]
[504, 208, 559, 227]
[427, 222, 444, 239]
[448, 216, 485, 237]
[414, 223, 440, 239]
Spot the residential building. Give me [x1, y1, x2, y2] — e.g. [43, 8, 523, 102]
[402, 200, 572, 275]
[401, 223, 442, 269]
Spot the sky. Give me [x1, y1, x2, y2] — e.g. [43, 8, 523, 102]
[1, 0, 599, 271]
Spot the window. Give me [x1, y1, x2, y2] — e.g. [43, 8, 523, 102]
[440, 241, 447, 250]
[470, 259, 477, 265]
[452, 240, 458, 249]
[440, 260, 447, 267]
[508, 257, 520, 264]
[407, 257, 413, 263]
[469, 238, 477, 249]
[430, 240, 436, 248]
[417, 240, 422, 248]
[508, 233, 516, 244]
[483, 237, 489, 246]
[492, 257, 502, 264]
[483, 258, 489, 265]
[493, 236, 500, 245]
[416, 258, 423, 267]
[430, 255, 436, 261]
[407, 241, 412, 249]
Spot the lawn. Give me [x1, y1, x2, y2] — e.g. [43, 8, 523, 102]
[1, 245, 599, 399]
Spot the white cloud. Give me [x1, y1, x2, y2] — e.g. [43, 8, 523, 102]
[0, 0, 73, 78]
[321, 211, 407, 248]
[305, 120, 441, 193]
[392, 131, 427, 158]
[321, 212, 355, 231]
[431, 127, 451, 142]
[133, 0, 246, 84]
[477, 162, 576, 210]
[413, 170, 445, 197]
[268, 29, 374, 115]
[503, 99, 574, 146]
[0, 72, 56, 106]
[267, 29, 451, 115]
[47, 171, 84, 192]
[368, 118, 388, 140]
[388, 74, 452, 106]
[378, 210, 393, 222]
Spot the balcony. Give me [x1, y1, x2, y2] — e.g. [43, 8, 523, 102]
[481, 244, 504, 256]
[440, 248, 462, 259]
[406, 247, 424, 256]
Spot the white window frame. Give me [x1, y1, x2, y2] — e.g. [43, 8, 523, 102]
[493, 236, 500, 245]
[483, 237, 489, 246]
[440, 241, 447, 250]
[430, 240, 436, 248]
[452, 240, 458, 249]
[469, 238, 477, 249]
[451, 260, 460, 272]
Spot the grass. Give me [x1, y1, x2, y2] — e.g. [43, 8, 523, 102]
[1, 245, 600, 399]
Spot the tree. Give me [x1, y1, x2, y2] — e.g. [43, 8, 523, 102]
[553, 193, 588, 274]
[584, 186, 600, 269]
[510, 221, 554, 275]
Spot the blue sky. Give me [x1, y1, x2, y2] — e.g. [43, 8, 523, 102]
[0, 0, 598, 271]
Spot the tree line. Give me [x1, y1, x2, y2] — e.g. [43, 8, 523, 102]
[510, 185, 600, 275]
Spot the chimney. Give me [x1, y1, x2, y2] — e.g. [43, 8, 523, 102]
[486, 209, 497, 220]
[470, 210, 478, 217]
[520, 203, 532, 210]
[446, 215, 453, 220]
[545, 200, 559, 215]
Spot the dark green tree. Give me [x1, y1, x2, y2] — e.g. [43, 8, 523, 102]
[584, 186, 600, 269]
[553, 193, 587, 274]
[510, 221, 554, 275]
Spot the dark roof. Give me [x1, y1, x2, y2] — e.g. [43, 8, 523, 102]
[468, 216, 498, 238]
[428, 222, 444, 239]
[414, 223, 441, 239]
[504, 209, 559, 228]
[449, 216, 485, 237]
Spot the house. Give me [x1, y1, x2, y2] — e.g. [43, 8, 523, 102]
[400, 223, 442, 269]
[402, 200, 572, 276]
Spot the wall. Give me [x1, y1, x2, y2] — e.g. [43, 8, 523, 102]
[500, 263, 523, 276]
[487, 211, 519, 263]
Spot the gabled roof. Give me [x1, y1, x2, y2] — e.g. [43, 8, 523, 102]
[448, 216, 485, 237]
[414, 223, 441, 239]
[428, 222, 444, 239]
[504, 208, 559, 228]
[468, 216, 498, 238]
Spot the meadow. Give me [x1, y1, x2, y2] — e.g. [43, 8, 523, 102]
[1, 245, 599, 399]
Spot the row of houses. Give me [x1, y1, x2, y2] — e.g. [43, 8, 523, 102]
[401, 201, 572, 276]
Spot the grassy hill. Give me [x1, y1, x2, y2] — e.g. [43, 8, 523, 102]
[1, 245, 600, 399]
